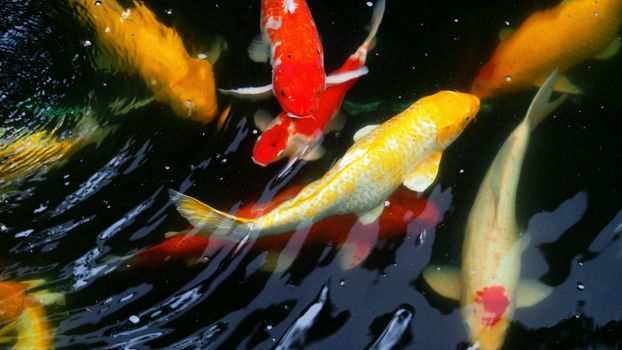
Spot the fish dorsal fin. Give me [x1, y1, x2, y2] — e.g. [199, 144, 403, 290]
[253, 109, 275, 132]
[422, 265, 461, 300]
[357, 203, 385, 225]
[353, 124, 379, 142]
[593, 38, 621, 60]
[219, 84, 274, 100]
[248, 34, 270, 63]
[516, 279, 553, 308]
[403, 152, 442, 192]
[326, 66, 369, 87]
[498, 28, 515, 41]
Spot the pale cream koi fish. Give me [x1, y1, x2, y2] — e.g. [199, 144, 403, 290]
[423, 71, 566, 350]
[170, 91, 480, 240]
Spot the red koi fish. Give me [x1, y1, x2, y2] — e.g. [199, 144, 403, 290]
[220, 0, 368, 119]
[130, 185, 440, 270]
[252, 0, 385, 166]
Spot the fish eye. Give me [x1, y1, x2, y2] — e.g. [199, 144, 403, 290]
[280, 89, 286, 97]
[287, 54, 292, 59]
[315, 89, 321, 96]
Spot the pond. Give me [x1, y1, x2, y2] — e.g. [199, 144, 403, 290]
[1, 0, 621, 349]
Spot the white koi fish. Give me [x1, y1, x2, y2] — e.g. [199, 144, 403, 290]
[423, 71, 566, 350]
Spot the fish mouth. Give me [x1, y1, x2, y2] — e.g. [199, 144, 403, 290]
[286, 112, 312, 119]
[251, 157, 269, 167]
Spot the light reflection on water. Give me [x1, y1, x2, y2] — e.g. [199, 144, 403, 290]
[0, 0, 621, 349]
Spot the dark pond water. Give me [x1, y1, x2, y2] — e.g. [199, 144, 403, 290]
[1, 0, 622, 349]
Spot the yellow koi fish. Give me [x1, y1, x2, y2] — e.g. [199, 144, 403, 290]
[0, 115, 109, 187]
[471, 0, 622, 100]
[170, 91, 480, 239]
[71, 0, 223, 122]
[0, 279, 64, 350]
[423, 71, 566, 350]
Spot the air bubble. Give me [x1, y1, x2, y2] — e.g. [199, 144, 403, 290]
[504, 75, 512, 82]
[165, 9, 173, 15]
[129, 315, 140, 324]
[94, 1, 102, 6]
[576, 282, 585, 291]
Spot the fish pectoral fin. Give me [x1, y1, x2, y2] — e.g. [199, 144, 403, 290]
[422, 265, 461, 300]
[326, 66, 369, 86]
[261, 250, 296, 273]
[593, 38, 621, 60]
[325, 112, 346, 133]
[253, 109, 275, 132]
[403, 152, 442, 192]
[339, 241, 374, 270]
[206, 36, 228, 64]
[30, 291, 65, 306]
[219, 85, 274, 100]
[516, 279, 553, 308]
[498, 27, 515, 41]
[300, 144, 325, 161]
[535, 74, 581, 95]
[353, 124, 379, 141]
[247, 34, 270, 63]
[357, 204, 385, 225]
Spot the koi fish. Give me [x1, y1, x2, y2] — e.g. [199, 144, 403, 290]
[471, 0, 622, 100]
[170, 91, 479, 240]
[423, 71, 565, 350]
[220, 0, 368, 119]
[71, 0, 224, 122]
[252, 0, 386, 166]
[0, 279, 64, 349]
[130, 186, 439, 269]
[0, 115, 110, 188]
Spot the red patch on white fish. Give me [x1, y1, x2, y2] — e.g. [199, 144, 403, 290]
[474, 285, 509, 327]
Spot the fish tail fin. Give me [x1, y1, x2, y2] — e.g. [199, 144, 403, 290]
[362, 0, 386, 50]
[525, 69, 567, 131]
[168, 189, 253, 241]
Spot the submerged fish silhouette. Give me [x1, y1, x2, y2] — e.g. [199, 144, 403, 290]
[130, 186, 439, 270]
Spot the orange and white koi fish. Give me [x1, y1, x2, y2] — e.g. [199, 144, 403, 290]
[423, 71, 565, 350]
[0, 279, 64, 350]
[71, 0, 224, 122]
[130, 186, 439, 270]
[220, 0, 368, 119]
[252, 0, 385, 166]
[471, 0, 622, 100]
[170, 91, 479, 240]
